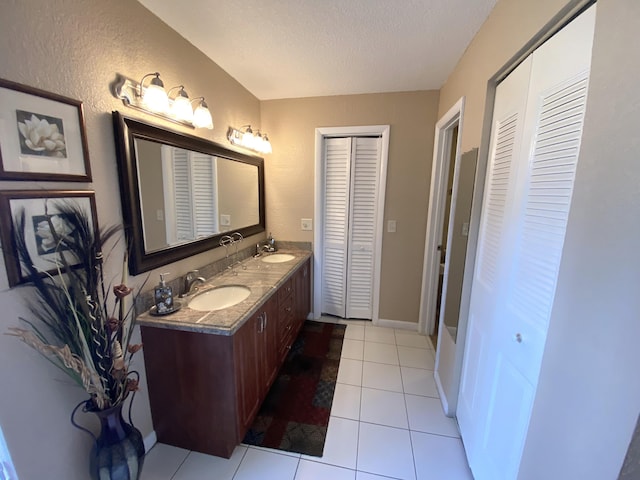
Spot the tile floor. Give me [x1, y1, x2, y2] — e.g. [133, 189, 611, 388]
[141, 320, 473, 480]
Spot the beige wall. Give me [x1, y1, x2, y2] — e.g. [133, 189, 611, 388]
[217, 160, 260, 232]
[0, 0, 261, 478]
[438, 0, 570, 152]
[137, 140, 167, 251]
[261, 91, 440, 323]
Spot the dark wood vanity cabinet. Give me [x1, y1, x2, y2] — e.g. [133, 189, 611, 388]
[234, 295, 278, 434]
[141, 258, 311, 459]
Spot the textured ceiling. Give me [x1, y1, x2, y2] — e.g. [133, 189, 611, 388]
[139, 0, 498, 100]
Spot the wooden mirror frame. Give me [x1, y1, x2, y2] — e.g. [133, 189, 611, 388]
[112, 112, 265, 275]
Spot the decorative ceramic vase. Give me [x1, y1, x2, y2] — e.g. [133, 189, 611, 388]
[73, 400, 145, 480]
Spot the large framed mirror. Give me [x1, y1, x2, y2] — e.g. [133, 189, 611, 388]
[112, 112, 265, 275]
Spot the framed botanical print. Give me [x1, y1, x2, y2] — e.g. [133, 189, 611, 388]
[0, 190, 98, 287]
[0, 78, 92, 181]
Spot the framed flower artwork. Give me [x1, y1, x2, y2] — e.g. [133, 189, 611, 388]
[0, 79, 92, 181]
[0, 190, 98, 287]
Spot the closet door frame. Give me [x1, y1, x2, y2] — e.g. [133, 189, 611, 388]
[313, 125, 390, 323]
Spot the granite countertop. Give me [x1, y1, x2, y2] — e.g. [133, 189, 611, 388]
[136, 250, 312, 336]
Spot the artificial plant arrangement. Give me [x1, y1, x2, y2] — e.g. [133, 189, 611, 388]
[6, 200, 146, 412]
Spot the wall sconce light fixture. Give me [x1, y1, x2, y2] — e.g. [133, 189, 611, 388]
[113, 72, 213, 130]
[227, 125, 273, 154]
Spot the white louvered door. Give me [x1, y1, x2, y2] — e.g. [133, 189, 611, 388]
[322, 138, 351, 317]
[458, 6, 595, 479]
[162, 147, 219, 244]
[189, 152, 219, 238]
[321, 136, 381, 319]
[346, 137, 380, 318]
[457, 55, 533, 476]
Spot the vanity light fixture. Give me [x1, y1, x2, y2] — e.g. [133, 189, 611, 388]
[227, 125, 273, 154]
[112, 73, 214, 129]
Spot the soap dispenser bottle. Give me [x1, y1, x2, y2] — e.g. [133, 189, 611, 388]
[267, 232, 276, 251]
[154, 273, 174, 314]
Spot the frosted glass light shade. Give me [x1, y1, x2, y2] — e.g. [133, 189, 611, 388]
[242, 127, 254, 148]
[172, 94, 194, 122]
[143, 80, 169, 113]
[262, 135, 273, 154]
[193, 99, 213, 129]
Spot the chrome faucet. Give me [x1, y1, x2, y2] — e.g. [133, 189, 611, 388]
[180, 270, 206, 297]
[224, 232, 246, 275]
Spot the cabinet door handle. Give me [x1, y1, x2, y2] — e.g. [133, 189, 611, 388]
[285, 307, 292, 313]
[264, 312, 268, 327]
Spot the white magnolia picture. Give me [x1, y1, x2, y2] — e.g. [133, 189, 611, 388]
[0, 190, 97, 287]
[16, 110, 67, 158]
[31, 213, 75, 255]
[0, 78, 91, 181]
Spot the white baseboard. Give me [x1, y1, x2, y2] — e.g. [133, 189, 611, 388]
[376, 318, 419, 331]
[143, 430, 157, 453]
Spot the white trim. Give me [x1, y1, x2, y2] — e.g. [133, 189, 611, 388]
[434, 369, 451, 416]
[418, 98, 465, 335]
[376, 318, 419, 331]
[313, 125, 390, 325]
[143, 430, 157, 453]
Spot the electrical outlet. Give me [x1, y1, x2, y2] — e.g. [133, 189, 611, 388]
[387, 220, 397, 233]
[301, 218, 313, 231]
[462, 222, 469, 236]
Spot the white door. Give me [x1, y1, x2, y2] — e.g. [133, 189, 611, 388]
[322, 137, 351, 317]
[321, 136, 381, 319]
[162, 147, 219, 244]
[458, 6, 596, 479]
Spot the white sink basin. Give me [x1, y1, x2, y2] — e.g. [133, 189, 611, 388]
[188, 285, 251, 311]
[261, 253, 295, 264]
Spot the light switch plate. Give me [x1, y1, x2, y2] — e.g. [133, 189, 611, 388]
[220, 214, 231, 226]
[156, 209, 164, 221]
[301, 218, 313, 231]
[387, 220, 397, 233]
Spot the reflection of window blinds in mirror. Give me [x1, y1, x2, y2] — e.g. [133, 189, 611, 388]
[170, 148, 219, 241]
[190, 153, 219, 237]
[172, 149, 194, 241]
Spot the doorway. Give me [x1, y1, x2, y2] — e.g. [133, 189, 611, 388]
[419, 98, 478, 415]
[418, 98, 465, 339]
[313, 126, 390, 322]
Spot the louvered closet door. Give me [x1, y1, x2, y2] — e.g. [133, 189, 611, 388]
[321, 136, 381, 319]
[169, 148, 194, 242]
[346, 137, 381, 319]
[457, 55, 533, 476]
[162, 147, 219, 243]
[322, 138, 352, 317]
[458, 6, 595, 479]
[189, 153, 219, 238]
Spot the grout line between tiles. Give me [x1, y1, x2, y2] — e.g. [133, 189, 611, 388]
[170, 450, 192, 480]
[400, 365, 420, 480]
[356, 469, 403, 480]
[292, 456, 301, 480]
[231, 446, 249, 480]
[355, 349, 364, 473]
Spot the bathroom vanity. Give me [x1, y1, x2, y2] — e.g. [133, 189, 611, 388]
[137, 251, 311, 458]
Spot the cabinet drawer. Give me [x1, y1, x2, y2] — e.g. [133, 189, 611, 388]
[277, 277, 294, 303]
